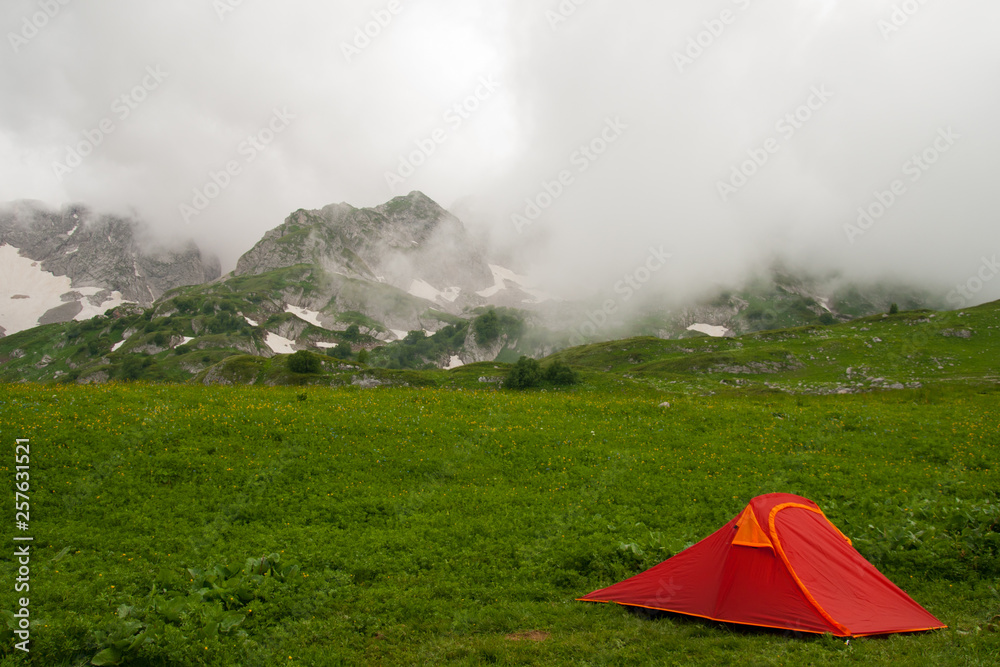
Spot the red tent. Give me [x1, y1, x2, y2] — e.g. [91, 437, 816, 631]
[579, 493, 945, 637]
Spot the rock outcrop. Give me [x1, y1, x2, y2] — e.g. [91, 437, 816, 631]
[1, 203, 221, 303]
[234, 191, 494, 314]
[0, 202, 221, 334]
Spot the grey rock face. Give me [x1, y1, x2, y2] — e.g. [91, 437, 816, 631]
[38, 302, 84, 325]
[0, 201, 221, 307]
[234, 191, 494, 312]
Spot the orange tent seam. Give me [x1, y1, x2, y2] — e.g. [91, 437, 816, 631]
[768, 503, 851, 636]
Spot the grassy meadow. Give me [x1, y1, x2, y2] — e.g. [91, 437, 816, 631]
[1, 381, 998, 666]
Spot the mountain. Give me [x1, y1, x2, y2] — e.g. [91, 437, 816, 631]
[0, 192, 548, 383]
[238, 192, 488, 290]
[635, 265, 942, 340]
[0, 202, 220, 337]
[0, 191, 953, 384]
[234, 191, 548, 314]
[186, 190, 551, 359]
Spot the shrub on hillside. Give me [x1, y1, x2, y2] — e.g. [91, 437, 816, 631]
[326, 342, 353, 360]
[473, 310, 500, 345]
[544, 360, 579, 386]
[287, 350, 322, 374]
[473, 308, 524, 347]
[119, 355, 153, 381]
[505, 356, 541, 389]
[343, 324, 362, 342]
[207, 312, 243, 334]
[173, 297, 197, 314]
[504, 358, 579, 390]
[370, 323, 469, 370]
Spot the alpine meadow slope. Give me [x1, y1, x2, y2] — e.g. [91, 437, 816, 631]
[0, 375, 997, 664]
[1, 251, 997, 665]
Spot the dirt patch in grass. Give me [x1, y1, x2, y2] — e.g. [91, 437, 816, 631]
[505, 631, 551, 642]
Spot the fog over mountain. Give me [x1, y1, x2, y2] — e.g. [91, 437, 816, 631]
[3, 1, 999, 307]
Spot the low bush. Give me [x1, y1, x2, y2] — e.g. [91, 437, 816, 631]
[287, 350, 322, 374]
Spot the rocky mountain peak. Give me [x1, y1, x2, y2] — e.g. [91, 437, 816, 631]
[233, 191, 492, 297]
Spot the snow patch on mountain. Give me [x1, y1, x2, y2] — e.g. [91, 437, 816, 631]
[687, 323, 733, 338]
[0, 244, 126, 336]
[265, 332, 297, 354]
[285, 305, 325, 328]
[408, 279, 461, 304]
[476, 265, 554, 304]
[76, 289, 127, 320]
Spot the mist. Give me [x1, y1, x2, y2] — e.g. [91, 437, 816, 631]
[3, 0, 999, 307]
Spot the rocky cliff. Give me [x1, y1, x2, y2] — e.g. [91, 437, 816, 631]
[0, 202, 221, 335]
[234, 191, 496, 313]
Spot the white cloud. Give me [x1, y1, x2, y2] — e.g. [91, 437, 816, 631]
[1, 0, 999, 305]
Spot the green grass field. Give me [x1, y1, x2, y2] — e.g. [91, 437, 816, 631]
[1, 381, 997, 666]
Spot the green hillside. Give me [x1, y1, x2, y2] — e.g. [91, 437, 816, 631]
[0, 257, 546, 383]
[1, 294, 996, 393]
[0, 301, 998, 665]
[551, 300, 999, 395]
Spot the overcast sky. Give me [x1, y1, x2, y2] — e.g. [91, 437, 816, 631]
[3, 0, 999, 305]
